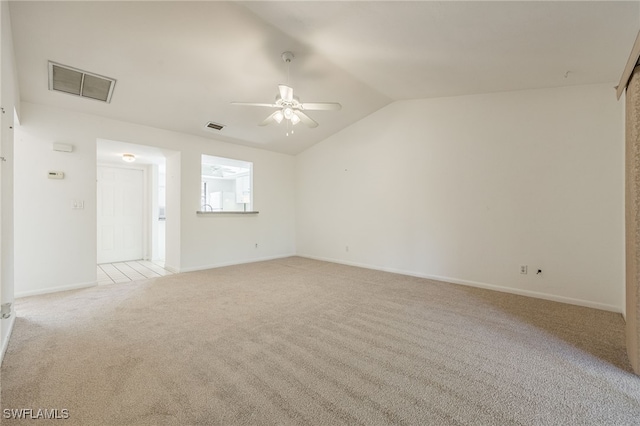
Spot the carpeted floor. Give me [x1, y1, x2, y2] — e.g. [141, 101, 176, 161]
[1, 256, 639, 425]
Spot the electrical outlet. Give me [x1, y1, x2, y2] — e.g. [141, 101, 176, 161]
[255, 243, 258, 249]
[520, 265, 528, 274]
[346, 245, 349, 252]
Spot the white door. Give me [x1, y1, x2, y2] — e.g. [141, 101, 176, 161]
[97, 166, 144, 263]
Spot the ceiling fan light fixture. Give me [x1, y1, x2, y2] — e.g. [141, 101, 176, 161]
[291, 113, 301, 125]
[274, 110, 284, 123]
[283, 107, 294, 120]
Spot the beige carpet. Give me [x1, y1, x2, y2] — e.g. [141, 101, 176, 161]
[1, 257, 639, 425]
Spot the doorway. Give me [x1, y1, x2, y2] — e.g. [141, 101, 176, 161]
[96, 139, 169, 272]
[97, 166, 144, 263]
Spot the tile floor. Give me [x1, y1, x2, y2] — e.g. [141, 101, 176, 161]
[97, 260, 174, 285]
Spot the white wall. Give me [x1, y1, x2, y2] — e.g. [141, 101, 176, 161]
[1, 0, 18, 358]
[178, 148, 295, 271]
[296, 84, 624, 312]
[10, 84, 624, 312]
[165, 150, 181, 271]
[15, 106, 98, 296]
[14, 102, 296, 296]
[0, 0, 20, 361]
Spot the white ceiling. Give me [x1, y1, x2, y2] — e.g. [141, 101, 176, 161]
[9, 1, 640, 155]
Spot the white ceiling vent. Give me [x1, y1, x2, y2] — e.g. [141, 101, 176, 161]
[205, 121, 225, 131]
[48, 61, 116, 103]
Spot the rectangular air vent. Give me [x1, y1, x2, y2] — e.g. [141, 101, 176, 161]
[205, 121, 225, 131]
[48, 61, 116, 103]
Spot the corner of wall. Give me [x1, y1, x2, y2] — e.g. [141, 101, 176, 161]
[0, 312, 16, 365]
[0, 0, 19, 368]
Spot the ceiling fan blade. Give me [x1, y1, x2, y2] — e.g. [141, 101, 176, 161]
[278, 85, 294, 102]
[294, 111, 318, 128]
[259, 111, 281, 126]
[231, 102, 278, 108]
[300, 102, 342, 111]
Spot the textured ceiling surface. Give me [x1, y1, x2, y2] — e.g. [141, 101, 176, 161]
[9, 1, 640, 155]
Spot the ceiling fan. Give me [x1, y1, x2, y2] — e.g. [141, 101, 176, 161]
[231, 52, 341, 129]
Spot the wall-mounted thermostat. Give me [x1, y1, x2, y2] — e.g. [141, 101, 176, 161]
[52, 143, 74, 152]
[48, 171, 64, 179]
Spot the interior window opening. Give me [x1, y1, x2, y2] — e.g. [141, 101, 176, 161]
[201, 154, 253, 212]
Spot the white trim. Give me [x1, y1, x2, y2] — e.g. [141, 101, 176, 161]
[164, 264, 180, 274]
[15, 281, 97, 299]
[143, 164, 150, 261]
[1, 313, 16, 365]
[298, 254, 622, 314]
[178, 254, 296, 273]
[617, 30, 640, 99]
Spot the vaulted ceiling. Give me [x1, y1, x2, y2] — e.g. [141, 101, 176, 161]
[9, 1, 639, 155]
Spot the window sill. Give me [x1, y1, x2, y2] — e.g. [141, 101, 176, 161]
[196, 211, 259, 215]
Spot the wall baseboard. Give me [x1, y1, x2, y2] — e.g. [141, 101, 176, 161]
[164, 264, 180, 274]
[15, 281, 97, 299]
[1, 313, 16, 365]
[179, 254, 296, 273]
[298, 254, 622, 314]
[11, 254, 296, 297]
[11, 254, 619, 313]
